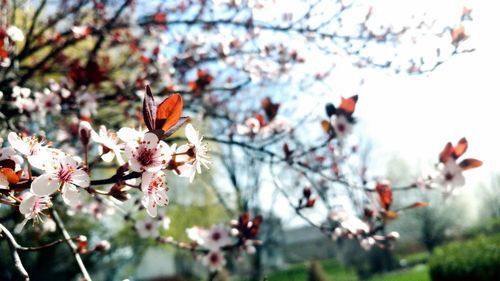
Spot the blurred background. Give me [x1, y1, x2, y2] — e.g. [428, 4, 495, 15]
[0, 0, 499, 280]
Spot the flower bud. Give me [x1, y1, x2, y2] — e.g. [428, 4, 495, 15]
[94, 240, 111, 252]
[78, 121, 92, 147]
[109, 184, 131, 202]
[303, 187, 311, 199]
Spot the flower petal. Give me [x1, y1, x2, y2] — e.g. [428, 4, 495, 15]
[145, 196, 158, 217]
[31, 174, 59, 196]
[141, 171, 154, 192]
[185, 124, 198, 144]
[0, 173, 9, 189]
[143, 132, 159, 150]
[101, 150, 115, 162]
[19, 193, 36, 215]
[62, 184, 80, 206]
[8, 132, 30, 155]
[71, 170, 90, 187]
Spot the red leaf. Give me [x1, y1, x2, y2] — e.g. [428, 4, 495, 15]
[459, 158, 482, 171]
[439, 142, 453, 163]
[261, 97, 280, 121]
[0, 167, 19, 184]
[453, 137, 468, 159]
[376, 181, 392, 211]
[156, 94, 183, 131]
[339, 95, 358, 114]
[162, 116, 191, 138]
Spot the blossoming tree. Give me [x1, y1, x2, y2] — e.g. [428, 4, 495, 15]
[0, 0, 481, 280]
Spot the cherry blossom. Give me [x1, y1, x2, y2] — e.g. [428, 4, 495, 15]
[0, 147, 24, 168]
[186, 225, 232, 250]
[76, 92, 97, 117]
[434, 159, 465, 196]
[203, 250, 226, 272]
[31, 156, 90, 205]
[135, 217, 160, 238]
[15, 192, 52, 233]
[236, 117, 262, 136]
[117, 127, 147, 143]
[34, 89, 61, 119]
[170, 124, 209, 182]
[8, 132, 48, 170]
[0, 171, 9, 189]
[125, 132, 170, 173]
[91, 125, 125, 165]
[330, 115, 352, 140]
[203, 225, 233, 250]
[141, 171, 169, 217]
[12, 86, 35, 113]
[6, 26, 24, 42]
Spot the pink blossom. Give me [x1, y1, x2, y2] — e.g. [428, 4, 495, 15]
[141, 171, 169, 217]
[31, 156, 89, 206]
[135, 217, 159, 238]
[8, 132, 48, 170]
[15, 192, 52, 233]
[125, 132, 170, 173]
[203, 250, 226, 272]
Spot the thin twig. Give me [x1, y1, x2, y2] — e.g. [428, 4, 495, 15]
[51, 209, 92, 281]
[0, 223, 30, 280]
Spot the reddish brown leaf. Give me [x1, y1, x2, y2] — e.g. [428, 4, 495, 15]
[383, 210, 399, 220]
[321, 120, 332, 134]
[0, 159, 16, 170]
[0, 167, 19, 184]
[376, 181, 392, 211]
[261, 97, 280, 121]
[459, 158, 482, 171]
[162, 116, 191, 138]
[439, 142, 453, 163]
[339, 95, 358, 114]
[156, 94, 183, 131]
[453, 137, 468, 159]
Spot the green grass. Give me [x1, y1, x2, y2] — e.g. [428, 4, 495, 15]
[366, 265, 430, 281]
[263, 259, 358, 281]
[263, 260, 430, 281]
[396, 251, 430, 267]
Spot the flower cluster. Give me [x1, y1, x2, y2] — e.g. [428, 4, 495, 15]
[0, 88, 210, 234]
[183, 213, 263, 272]
[432, 138, 482, 196]
[322, 95, 358, 141]
[187, 225, 233, 271]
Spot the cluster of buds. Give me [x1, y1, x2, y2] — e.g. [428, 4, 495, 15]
[236, 97, 291, 138]
[297, 187, 316, 209]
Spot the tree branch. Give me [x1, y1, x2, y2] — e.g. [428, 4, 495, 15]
[51, 209, 92, 281]
[0, 223, 30, 280]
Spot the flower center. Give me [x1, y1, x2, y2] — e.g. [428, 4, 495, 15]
[211, 231, 221, 241]
[148, 177, 163, 194]
[58, 167, 73, 183]
[145, 222, 153, 231]
[209, 252, 219, 264]
[337, 123, 345, 132]
[138, 149, 154, 167]
[445, 172, 454, 181]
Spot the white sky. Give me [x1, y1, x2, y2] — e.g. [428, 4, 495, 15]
[259, 0, 500, 228]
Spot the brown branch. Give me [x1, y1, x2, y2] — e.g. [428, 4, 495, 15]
[51, 209, 92, 281]
[0, 223, 30, 280]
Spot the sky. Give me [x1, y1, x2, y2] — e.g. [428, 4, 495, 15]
[257, 0, 500, 228]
